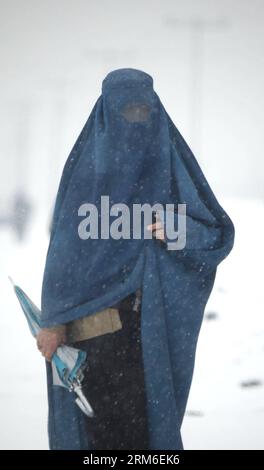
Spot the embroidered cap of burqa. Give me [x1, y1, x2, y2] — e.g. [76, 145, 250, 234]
[41, 68, 235, 449]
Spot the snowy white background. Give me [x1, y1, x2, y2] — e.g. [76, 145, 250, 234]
[0, 0, 263, 449]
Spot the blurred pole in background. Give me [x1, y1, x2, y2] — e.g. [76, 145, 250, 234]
[13, 103, 33, 240]
[12, 190, 32, 241]
[0, 102, 33, 241]
[166, 17, 230, 160]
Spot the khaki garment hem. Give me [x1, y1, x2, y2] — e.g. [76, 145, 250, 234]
[66, 308, 122, 343]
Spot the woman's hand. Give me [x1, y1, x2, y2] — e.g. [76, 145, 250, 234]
[147, 213, 166, 242]
[36, 325, 66, 362]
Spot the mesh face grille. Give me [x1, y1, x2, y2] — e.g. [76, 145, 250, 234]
[121, 103, 151, 123]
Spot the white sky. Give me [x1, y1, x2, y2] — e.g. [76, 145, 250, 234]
[0, 0, 263, 209]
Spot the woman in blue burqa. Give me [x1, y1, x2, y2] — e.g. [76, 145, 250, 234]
[38, 68, 235, 450]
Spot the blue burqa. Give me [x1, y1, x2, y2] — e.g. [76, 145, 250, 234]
[41, 68, 235, 450]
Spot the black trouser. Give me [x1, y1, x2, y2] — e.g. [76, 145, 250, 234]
[74, 293, 149, 450]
